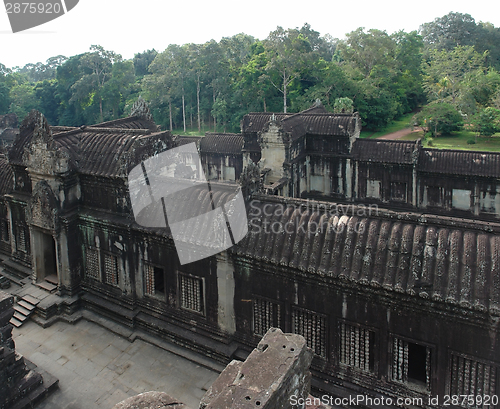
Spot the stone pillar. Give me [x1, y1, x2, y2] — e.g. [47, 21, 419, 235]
[200, 328, 314, 409]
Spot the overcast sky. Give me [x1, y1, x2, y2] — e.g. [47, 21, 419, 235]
[1, 0, 500, 69]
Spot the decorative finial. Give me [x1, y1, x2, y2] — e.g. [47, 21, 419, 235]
[130, 96, 153, 121]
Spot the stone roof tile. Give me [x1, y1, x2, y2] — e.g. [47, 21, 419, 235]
[234, 198, 500, 316]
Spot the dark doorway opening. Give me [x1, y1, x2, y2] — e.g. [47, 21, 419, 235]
[408, 342, 428, 385]
[154, 267, 165, 295]
[39, 232, 58, 284]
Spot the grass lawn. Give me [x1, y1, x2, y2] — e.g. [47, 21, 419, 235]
[171, 124, 230, 136]
[171, 128, 205, 136]
[399, 129, 500, 152]
[360, 112, 415, 139]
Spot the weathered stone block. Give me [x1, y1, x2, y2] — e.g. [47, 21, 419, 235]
[200, 327, 313, 409]
[0, 292, 13, 315]
[112, 391, 189, 409]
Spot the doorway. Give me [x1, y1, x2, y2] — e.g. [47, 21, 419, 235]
[33, 230, 58, 286]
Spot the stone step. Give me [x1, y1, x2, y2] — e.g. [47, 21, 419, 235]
[0, 275, 11, 289]
[36, 281, 57, 292]
[44, 274, 58, 286]
[9, 317, 23, 327]
[18, 300, 36, 311]
[14, 304, 31, 317]
[22, 295, 40, 306]
[13, 311, 28, 321]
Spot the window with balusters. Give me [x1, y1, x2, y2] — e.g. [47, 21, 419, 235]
[291, 306, 327, 358]
[179, 272, 204, 315]
[449, 352, 497, 409]
[85, 247, 100, 280]
[392, 337, 432, 392]
[339, 321, 375, 373]
[252, 296, 282, 336]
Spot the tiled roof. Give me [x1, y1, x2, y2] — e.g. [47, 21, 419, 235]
[9, 110, 173, 178]
[419, 149, 500, 177]
[241, 113, 291, 133]
[234, 198, 500, 315]
[0, 155, 13, 196]
[241, 108, 358, 141]
[200, 133, 244, 155]
[175, 136, 202, 147]
[88, 115, 158, 131]
[351, 139, 420, 164]
[284, 113, 358, 140]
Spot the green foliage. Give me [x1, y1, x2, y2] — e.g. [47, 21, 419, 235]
[0, 83, 10, 115]
[422, 46, 486, 106]
[420, 12, 500, 70]
[334, 97, 354, 113]
[263, 25, 316, 112]
[34, 80, 60, 125]
[420, 12, 479, 51]
[211, 97, 229, 131]
[467, 139, 476, 144]
[414, 102, 464, 136]
[133, 49, 157, 77]
[471, 107, 500, 136]
[9, 83, 38, 119]
[3, 15, 500, 148]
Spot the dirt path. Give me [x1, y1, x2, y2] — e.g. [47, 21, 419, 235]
[376, 127, 421, 140]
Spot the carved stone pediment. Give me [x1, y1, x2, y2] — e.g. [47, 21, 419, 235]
[21, 111, 71, 175]
[259, 119, 284, 147]
[28, 180, 60, 231]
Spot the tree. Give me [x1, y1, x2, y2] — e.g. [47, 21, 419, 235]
[264, 26, 313, 112]
[133, 49, 157, 77]
[200, 40, 230, 129]
[55, 54, 85, 125]
[334, 97, 354, 113]
[0, 83, 10, 115]
[211, 97, 229, 132]
[102, 60, 136, 119]
[471, 107, 500, 136]
[34, 80, 60, 125]
[70, 45, 122, 123]
[420, 12, 478, 51]
[0, 64, 12, 114]
[422, 46, 486, 106]
[9, 84, 38, 119]
[142, 56, 175, 131]
[414, 102, 464, 136]
[337, 28, 397, 78]
[0, 63, 12, 76]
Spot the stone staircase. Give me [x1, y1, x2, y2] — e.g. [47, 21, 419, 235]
[10, 294, 39, 328]
[0, 274, 10, 289]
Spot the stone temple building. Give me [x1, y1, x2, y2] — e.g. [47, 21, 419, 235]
[0, 99, 499, 407]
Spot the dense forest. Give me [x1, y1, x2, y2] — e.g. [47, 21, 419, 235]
[1, 12, 500, 135]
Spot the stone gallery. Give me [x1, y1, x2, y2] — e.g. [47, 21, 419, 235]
[0, 99, 498, 406]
